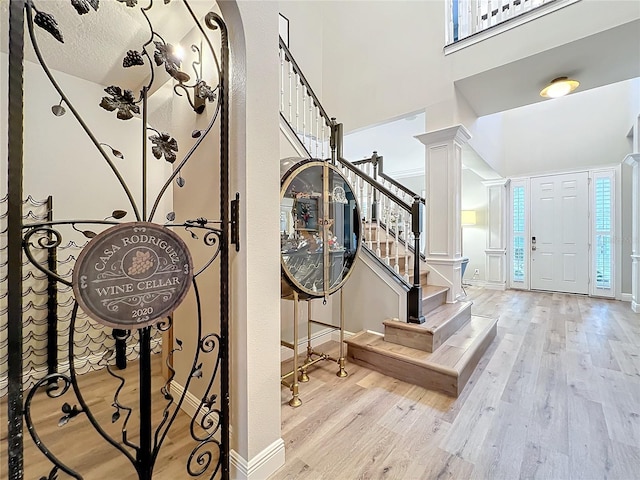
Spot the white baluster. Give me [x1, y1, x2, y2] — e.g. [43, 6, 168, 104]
[321, 123, 325, 160]
[308, 98, 313, 153]
[383, 196, 390, 265]
[394, 203, 400, 274]
[279, 48, 284, 115]
[302, 87, 306, 147]
[404, 216, 410, 282]
[295, 74, 300, 133]
[315, 114, 319, 158]
[288, 61, 292, 124]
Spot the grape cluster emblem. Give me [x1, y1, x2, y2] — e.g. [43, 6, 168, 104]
[128, 250, 154, 276]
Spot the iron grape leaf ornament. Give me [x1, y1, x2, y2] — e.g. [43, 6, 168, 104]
[111, 409, 121, 423]
[117, 0, 138, 7]
[100, 86, 140, 120]
[196, 81, 216, 102]
[153, 41, 182, 80]
[191, 362, 203, 379]
[58, 402, 81, 427]
[203, 394, 217, 409]
[33, 10, 64, 43]
[149, 132, 179, 164]
[166, 211, 176, 222]
[111, 209, 127, 219]
[71, 0, 99, 15]
[176, 176, 186, 187]
[123, 50, 145, 68]
[82, 230, 97, 239]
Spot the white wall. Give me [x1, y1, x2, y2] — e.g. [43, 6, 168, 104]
[220, 1, 284, 476]
[0, 52, 172, 240]
[462, 169, 487, 283]
[279, 0, 324, 97]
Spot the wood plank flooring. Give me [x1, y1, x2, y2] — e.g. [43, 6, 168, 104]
[273, 288, 640, 480]
[2, 288, 639, 479]
[0, 355, 212, 480]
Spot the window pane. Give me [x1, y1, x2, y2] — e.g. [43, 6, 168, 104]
[595, 178, 611, 232]
[596, 234, 611, 289]
[513, 186, 525, 234]
[513, 235, 524, 282]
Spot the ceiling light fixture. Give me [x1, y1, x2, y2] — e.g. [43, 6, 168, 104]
[540, 77, 580, 99]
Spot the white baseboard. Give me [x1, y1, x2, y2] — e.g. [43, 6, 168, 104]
[632, 301, 640, 314]
[620, 293, 633, 302]
[466, 280, 506, 291]
[280, 327, 335, 361]
[280, 328, 355, 362]
[169, 380, 208, 428]
[230, 438, 285, 480]
[331, 329, 355, 342]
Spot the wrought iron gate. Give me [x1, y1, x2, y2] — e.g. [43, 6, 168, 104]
[6, 1, 233, 478]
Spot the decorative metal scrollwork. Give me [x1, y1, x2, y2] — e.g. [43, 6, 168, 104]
[7, 1, 232, 479]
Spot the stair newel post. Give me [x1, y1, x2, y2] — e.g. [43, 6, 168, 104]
[371, 151, 379, 222]
[408, 195, 425, 324]
[329, 117, 339, 165]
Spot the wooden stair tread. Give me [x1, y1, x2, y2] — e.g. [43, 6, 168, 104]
[422, 284, 448, 299]
[346, 315, 498, 396]
[383, 301, 472, 334]
[348, 315, 494, 373]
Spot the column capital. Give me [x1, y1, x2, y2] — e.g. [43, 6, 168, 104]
[624, 153, 640, 166]
[415, 124, 471, 147]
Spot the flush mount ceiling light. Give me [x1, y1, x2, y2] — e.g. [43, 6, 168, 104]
[540, 77, 580, 98]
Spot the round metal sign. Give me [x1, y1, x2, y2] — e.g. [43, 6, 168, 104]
[72, 222, 193, 329]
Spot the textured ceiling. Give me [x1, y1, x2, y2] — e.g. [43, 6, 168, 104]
[0, 0, 214, 91]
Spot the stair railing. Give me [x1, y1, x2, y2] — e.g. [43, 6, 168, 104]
[279, 37, 425, 323]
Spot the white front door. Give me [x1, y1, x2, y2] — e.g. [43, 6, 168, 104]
[530, 172, 589, 294]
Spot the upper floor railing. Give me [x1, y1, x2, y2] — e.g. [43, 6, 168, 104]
[447, 0, 568, 45]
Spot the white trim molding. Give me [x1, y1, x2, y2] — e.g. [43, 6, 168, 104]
[416, 125, 471, 302]
[624, 154, 640, 314]
[483, 179, 510, 290]
[230, 438, 286, 480]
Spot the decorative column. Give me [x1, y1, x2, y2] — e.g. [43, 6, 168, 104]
[415, 125, 471, 302]
[483, 178, 510, 290]
[624, 153, 640, 313]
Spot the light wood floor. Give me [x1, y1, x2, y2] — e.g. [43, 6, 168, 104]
[273, 287, 640, 480]
[0, 354, 212, 480]
[2, 288, 639, 479]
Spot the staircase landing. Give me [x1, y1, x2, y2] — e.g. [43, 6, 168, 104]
[345, 314, 497, 397]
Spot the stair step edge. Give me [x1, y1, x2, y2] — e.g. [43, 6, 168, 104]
[347, 314, 497, 376]
[345, 332, 459, 377]
[383, 301, 472, 334]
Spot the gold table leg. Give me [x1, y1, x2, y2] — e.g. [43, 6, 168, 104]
[300, 299, 311, 383]
[337, 289, 348, 378]
[289, 291, 302, 407]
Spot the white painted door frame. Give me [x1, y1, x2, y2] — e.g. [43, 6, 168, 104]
[507, 166, 619, 298]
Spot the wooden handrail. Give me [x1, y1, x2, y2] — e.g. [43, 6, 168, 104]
[279, 38, 332, 127]
[336, 157, 412, 213]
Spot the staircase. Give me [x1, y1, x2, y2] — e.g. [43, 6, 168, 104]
[278, 37, 497, 397]
[345, 220, 497, 396]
